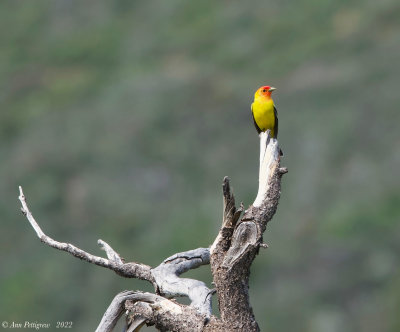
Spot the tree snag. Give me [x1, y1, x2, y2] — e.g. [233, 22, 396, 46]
[19, 130, 286, 331]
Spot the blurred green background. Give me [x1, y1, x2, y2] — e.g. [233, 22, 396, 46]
[1, 1, 400, 331]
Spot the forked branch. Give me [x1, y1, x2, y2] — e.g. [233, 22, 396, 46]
[19, 130, 286, 331]
[18, 186, 154, 282]
[18, 187, 213, 331]
[209, 131, 285, 331]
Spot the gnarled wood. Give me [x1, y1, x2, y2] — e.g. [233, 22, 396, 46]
[151, 248, 212, 316]
[18, 130, 286, 331]
[18, 187, 213, 331]
[209, 131, 284, 331]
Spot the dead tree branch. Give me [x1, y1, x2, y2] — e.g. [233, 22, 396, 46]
[19, 130, 286, 331]
[124, 291, 207, 332]
[19, 186, 154, 282]
[18, 187, 213, 330]
[96, 291, 207, 332]
[152, 248, 212, 316]
[208, 131, 285, 331]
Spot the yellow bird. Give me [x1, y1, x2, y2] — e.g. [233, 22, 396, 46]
[251, 85, 278, 138]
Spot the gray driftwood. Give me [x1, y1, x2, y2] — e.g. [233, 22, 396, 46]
[19, 130, 286, 331]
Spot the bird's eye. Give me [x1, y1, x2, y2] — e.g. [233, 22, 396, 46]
[262, 89, 266, 92]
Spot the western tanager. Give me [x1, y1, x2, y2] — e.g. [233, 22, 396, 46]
[251, 85, 278, 138]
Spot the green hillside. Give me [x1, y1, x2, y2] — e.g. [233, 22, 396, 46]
[1, 1, 399, 331]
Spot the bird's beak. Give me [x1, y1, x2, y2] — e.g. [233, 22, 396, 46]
[268, 87, 276, 92]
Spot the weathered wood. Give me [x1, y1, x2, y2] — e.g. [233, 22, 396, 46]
[96, 291, 146, 332]
[18, 130, 286, 331]
[124, 292, 206, 332]
[210, 177, 243, 267]
[209, 131, 285, 331]
[18, 188, 213, 331]
[19, 186, 154, 282]
[97, 291, 205, 332]
[151, 248, 212, 316]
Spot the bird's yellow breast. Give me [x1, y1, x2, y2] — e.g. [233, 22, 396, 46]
[252, 98, 276, 137]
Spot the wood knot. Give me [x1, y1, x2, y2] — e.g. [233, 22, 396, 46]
[279, 167, 288, 174]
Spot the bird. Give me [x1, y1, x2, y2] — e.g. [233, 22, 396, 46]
[251, 85, 283, 156]
[251, 85, 278, 138]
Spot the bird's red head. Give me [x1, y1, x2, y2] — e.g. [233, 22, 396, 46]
[256, 85, 276, 98]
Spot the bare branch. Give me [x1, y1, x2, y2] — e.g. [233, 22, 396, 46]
[98, 290, 209, 332]
[19, 186, 213, 329]
[96, 290, 138, 332]
[124, 292, 206, 332]
[126, 316, 146, 332]
[19, 185, 46, 239]
[152, 248, 212, 316]
[210, 177, 243, 259]
[209, 131, 286, 331]
[95, 248, 212, 332]
[18, 186, 153, 282]
[19, 129, 286, 332]
[98, 239, 124, 265]
[96, 291, 167, 332]
[253, 130, 280, 207]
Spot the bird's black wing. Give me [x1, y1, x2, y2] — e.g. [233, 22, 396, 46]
[251, 103, 262, 134]
[273, 106, 279, 138]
